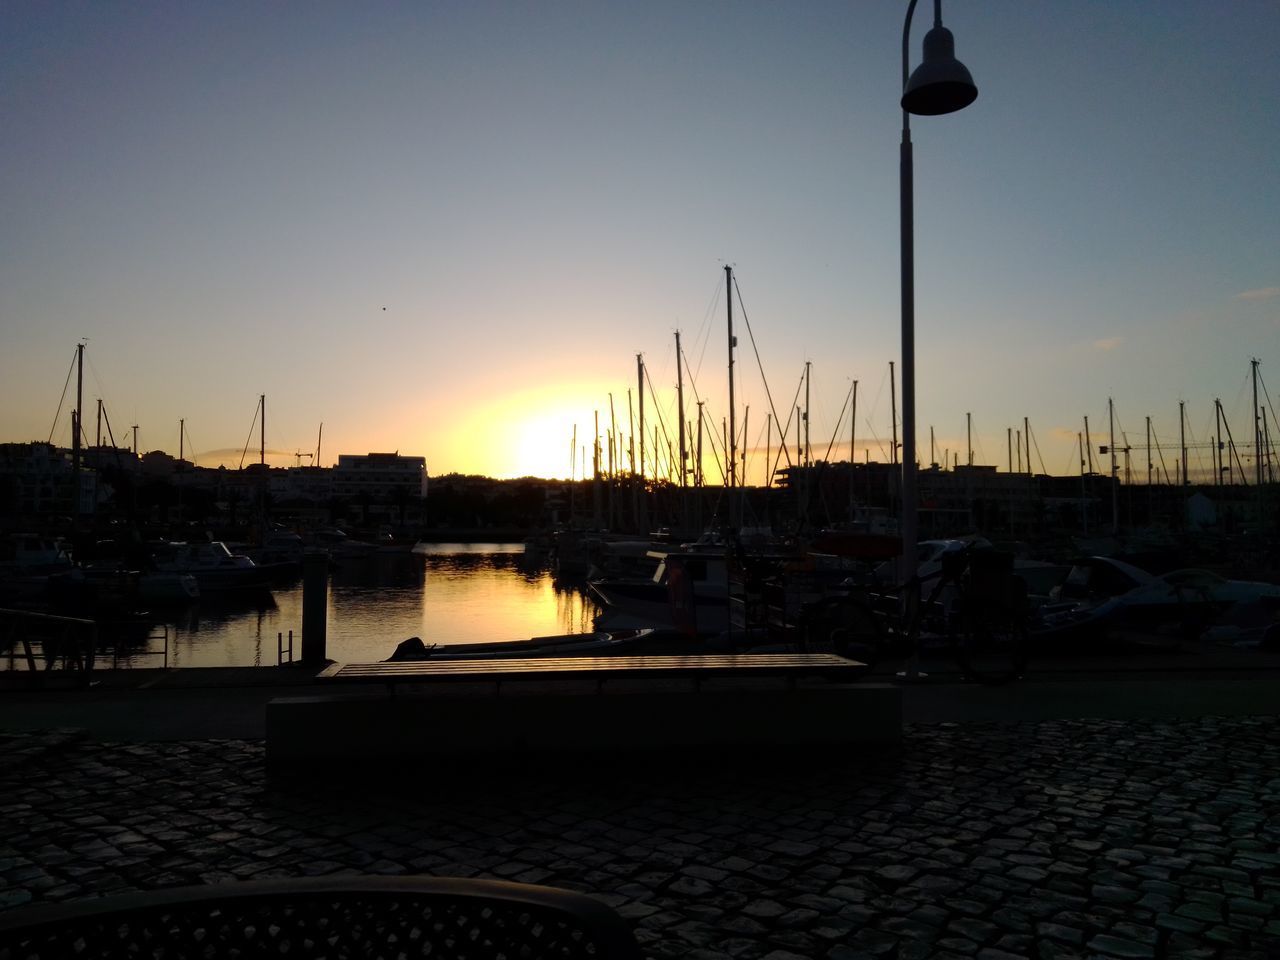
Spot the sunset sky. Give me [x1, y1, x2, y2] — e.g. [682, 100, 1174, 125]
[3, 2, 1277, 483]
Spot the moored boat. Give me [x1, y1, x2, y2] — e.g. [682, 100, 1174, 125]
[150, 541, 271, 591]
[589, 551, 731, 635]
[384, 627, 685, 661]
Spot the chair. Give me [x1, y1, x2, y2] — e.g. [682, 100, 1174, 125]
[0, 876, 643, 959]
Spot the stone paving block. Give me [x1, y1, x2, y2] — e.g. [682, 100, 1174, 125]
[4, 716, 1280, 957]
[1086, 932, 1155, 957]
[765, 929, 822, 954]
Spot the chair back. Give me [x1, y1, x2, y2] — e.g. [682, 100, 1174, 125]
[0, 876, 642, 959]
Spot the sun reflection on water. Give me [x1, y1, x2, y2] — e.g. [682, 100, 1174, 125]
[149, 543, 599, 667]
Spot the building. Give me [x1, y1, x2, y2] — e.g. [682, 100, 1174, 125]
[332, 453, 428, 501]
[0, 442, 66, 515]
[0, 442, 103, 516]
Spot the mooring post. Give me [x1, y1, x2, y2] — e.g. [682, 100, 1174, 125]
[301, 550, 329, 665]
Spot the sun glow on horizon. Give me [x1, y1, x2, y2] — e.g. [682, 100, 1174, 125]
[440, 384, 629, 481]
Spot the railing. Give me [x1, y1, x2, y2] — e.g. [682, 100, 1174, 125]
[1, 607, 98, 679]
[105, 623, 170, 670]
[277, 629, 295, 665]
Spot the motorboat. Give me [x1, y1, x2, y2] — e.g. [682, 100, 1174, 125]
[0, 534, 74, 602]
[589, 551, 730, 634]
[384, 627, 681, 661]
[0, 534, 72, 575]
[246, 529, 305, 565]
[1033, 557, 1280, 647]
[150, 541, 270, 591]
[1129, 567, 1280, 610]
[309, 528, 384, 558]
[584, 539, 664, 580]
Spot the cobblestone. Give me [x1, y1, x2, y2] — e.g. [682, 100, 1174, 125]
[0, 716, 1277, 958]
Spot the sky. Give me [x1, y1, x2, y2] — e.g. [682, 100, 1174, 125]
[3, 1, 1278, 483]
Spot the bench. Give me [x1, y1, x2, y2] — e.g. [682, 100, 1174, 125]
[0, 876, 642, 960]
[268, 653, 900, 769]
[316, 652, 869, 692]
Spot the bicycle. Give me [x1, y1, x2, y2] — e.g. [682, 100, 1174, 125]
[809, 541, 1029, 684]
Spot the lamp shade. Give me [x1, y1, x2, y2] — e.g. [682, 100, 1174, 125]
[901, 25, 977, 116]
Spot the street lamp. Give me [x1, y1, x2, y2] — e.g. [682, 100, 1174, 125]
[899, 0, 977, 605]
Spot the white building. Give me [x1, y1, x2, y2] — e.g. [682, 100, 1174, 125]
[0, 442, 98, 515]
[332, 453, 428, 501]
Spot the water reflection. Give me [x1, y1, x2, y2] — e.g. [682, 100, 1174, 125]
[101, 543, 600, 667]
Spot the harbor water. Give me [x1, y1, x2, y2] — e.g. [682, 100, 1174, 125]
[112, 543, 600, 668]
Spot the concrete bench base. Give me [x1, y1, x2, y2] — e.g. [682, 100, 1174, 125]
[266, 681, 901, 772]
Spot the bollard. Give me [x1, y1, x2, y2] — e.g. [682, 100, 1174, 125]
[300, 550, 329, 665]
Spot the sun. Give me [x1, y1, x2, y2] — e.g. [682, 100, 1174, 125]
[510, 413, 577, 480]
[436, 380, 624, 479]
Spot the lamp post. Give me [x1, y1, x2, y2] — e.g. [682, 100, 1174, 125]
[899, 0, 977, 603]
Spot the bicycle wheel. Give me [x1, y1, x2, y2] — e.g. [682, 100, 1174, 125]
[954, 611, 1027, 685]
[829, 598, 887, 671]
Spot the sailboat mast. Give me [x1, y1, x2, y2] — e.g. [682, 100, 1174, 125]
[637, 355, 645, 486]
[766, 414, 772, 490]
[723, 418, 729, 484]
[804, 361, 811, 468]
[849, 380, 858, 523]
[765, 411, 772, 523]
[1084, 417, 1094, 474]
[1219, 399, 1245, 486]
[966, 412, 972, 467]
[889, 362, 898, 466]
[608, 394, 617, 481]
[627, 390, 635, 476]
[1152, 414, 1162, 483]
[1253, 358, 1262, 486]
[676, 331, 686, 488]
[725, 265, 737, 494]
[795, 407, 802, 480]
[1215, 400, 1223, 485]
[259, 394, 266, 466]
[570, 424, 577, 518]
[696, 402, 704, 487]
[608, 393, 617, 529]
[1079, 432, 1088, 533]
[177, 418, 185, 519]
[72, 342, 84, 487]
[1024, 417, 1031, 477]
[1180, 401, 1187, 486]
[628, 390, 638, 528]
[1109, 398, 1118, 533]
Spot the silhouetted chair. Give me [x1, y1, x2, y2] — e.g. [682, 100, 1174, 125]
[0, 876, 642, 959]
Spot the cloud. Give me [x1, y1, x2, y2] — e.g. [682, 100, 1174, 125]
[192, 447, 294, 466]
[1235, 287, 1280, 302]
[1092, 337, 1123, 352]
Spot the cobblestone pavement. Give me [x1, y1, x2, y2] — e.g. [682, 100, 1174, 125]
[1, 717, 1277, 959]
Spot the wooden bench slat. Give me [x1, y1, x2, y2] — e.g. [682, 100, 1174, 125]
[319, 653, 866, 685]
